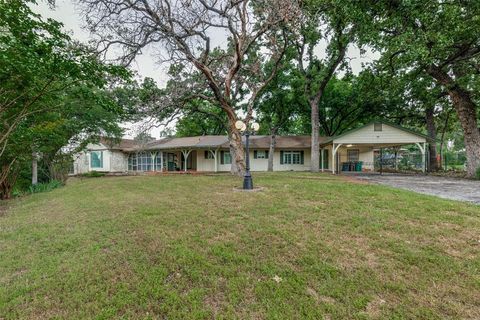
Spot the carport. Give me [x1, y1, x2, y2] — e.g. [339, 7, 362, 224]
[319, 121, 429, 174]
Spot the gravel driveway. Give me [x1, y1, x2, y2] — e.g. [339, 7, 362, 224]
[351, 173, 480, 205]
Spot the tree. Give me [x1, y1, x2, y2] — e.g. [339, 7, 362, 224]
[294, 0, 365, 172]
[0, 0, 129, 199]
[256, 63, 305, 171]
[175, 101, 227, 137]
[78, 0, 298, 175]
[363, 0, 480, 177]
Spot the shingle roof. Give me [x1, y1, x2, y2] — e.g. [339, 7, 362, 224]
[119, 135, 329, 151]
[144, 135, 229, 150]
[99, 138, 140, 150]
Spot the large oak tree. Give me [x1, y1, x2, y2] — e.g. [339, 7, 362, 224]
[78, 0, 299, 175]
[363, 0, 480, 177]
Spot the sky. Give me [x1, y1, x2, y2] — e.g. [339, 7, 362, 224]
[34, 0, 379, 138]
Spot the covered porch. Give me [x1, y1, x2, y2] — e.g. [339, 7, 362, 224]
[127, 149, 199, 172]
[320, 121, 429, 174]
[324, 142, 427, 174]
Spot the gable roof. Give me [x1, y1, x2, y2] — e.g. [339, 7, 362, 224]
[99, 137, 141, 150]
[144, 135, 229, 150]
[121, 135, 326, 151]
[321, 120, 432, 144]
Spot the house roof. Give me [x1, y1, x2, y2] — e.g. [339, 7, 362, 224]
[144, 135, 229, 150]
[99, 137, 140, 150]
[102, 120, 430, 152]
[120, 135, 325, 152]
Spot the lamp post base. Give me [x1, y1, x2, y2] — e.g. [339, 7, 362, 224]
[243, 173, 253, 190]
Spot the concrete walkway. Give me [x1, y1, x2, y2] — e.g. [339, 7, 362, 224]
[350, 173, 480, 205]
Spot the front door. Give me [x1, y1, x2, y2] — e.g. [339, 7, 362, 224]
[167, 153, 176, 171]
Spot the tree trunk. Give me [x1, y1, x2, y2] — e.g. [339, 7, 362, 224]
[225, 115, 245, 176]
[268, 128, 276, 172]
[32, 151, 38, 185]
[425, 105, 439, 172]
[0, 161, 19, 200]
[310, 98, 320, 172]
[428, 66, 480, 177]
[438, 109, 452, 169]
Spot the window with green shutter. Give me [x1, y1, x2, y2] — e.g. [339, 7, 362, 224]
[254, 150, 268, 159]
[223, 151, 232, 164]
[90, 151, 103, 168]
[204, 150, 214, 159]
[281, 151, 303, 164]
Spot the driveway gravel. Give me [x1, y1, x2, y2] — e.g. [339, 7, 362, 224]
[351, 173, 480, 205]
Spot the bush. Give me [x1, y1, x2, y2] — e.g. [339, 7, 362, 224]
[81, 171, 105, 178]
[476, 167, 480, 180]
[28, 180, 63, 194]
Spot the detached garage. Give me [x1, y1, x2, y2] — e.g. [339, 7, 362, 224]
[319, 121, 430, 174]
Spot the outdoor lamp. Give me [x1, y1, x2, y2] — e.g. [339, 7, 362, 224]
[235, 120, 260, 189]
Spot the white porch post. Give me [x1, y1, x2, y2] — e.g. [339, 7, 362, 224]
[332, 143, 343, 174]
[209, 149, 218, 173]
[321, 148, 324, 172]
[181, 149, 192, 172]
[151, 152, 157, 172]
[332, 144, 336, 174]
[423, 142, 427, 173]
[160, 151, 164, 172]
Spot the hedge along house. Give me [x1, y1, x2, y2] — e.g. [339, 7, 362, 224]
[72, 121, 429, 175]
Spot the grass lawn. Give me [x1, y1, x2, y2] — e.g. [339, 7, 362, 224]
[1, 173, 479, 319]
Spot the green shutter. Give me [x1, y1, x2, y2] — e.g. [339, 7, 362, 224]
[254, 150, 257, 159]
[280, 151, 284, 164]
[204, 150, 209, 159]
[300, 151, 304, 164]
[220, 151, 224, 164]
[324, 149, 329, 169]
[265, 150, 269, 159]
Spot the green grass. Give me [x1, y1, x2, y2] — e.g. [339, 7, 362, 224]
[1, 173, 479, 319]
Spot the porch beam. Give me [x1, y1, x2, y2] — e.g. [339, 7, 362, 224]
[160, 151, 164, 172]
[181, 149, 192, 172]
[332, 143, 343, 174]
[209, 149, 218, 173]
[320, 148, 324, 172]
[151, 152, 157, 172]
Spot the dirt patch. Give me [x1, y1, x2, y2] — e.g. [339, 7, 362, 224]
[365, 296, 386, 319]
[0, 201, 10, 217]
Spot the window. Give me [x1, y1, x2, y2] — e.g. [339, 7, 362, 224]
[223, 152, 232, 164]
[254, 150, 268, 159]
[374, 123, 383, 131]
[204, 150, 214, 159]
[155, 153, 165, 171]
[281, 151, 303, 165]
[90, 151, 103, 168]
[347, 149, 359, 161]
[321, 149, 329, 169]
[138, 152, 153, 171]
[128, 153, 137, 171]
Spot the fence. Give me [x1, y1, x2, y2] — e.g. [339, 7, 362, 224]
[374, 148, 466, 172]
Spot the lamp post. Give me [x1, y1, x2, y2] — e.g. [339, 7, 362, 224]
[235, 120, 260, 190]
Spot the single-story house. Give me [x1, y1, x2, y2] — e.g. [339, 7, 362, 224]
[72, 121, 430, 175]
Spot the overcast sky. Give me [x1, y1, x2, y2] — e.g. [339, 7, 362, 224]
[34, 0, 379, 138]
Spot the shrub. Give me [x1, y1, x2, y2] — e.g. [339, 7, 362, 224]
[81, 171, 105, 178]
[476, 167, 480, 180]
[28, 180, 63, 194]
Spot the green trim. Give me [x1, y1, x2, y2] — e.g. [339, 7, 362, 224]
[321, 120, 436, 144]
